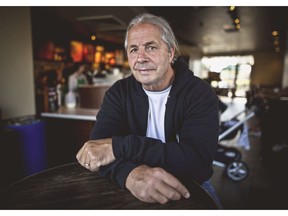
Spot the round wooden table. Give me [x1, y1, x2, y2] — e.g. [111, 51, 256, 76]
[0, 162, 219, 209]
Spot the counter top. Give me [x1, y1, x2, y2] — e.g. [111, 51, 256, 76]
[41, 106, 98, 121]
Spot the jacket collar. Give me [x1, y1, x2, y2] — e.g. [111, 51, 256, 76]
[169, 57, 195, 98]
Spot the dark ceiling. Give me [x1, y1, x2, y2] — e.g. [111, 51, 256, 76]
[33, 6, 288, 56]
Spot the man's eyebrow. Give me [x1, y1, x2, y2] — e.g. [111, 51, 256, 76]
[128, 41, 157, 49]
[128, 44, 138, 49]
[144, 41, 157, 46]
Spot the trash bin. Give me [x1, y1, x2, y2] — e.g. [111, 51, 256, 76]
[5, 116, 47, 176]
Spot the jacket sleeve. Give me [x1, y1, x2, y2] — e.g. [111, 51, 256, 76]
[112, 86, 219, 185]
[90, 82, 139, 189]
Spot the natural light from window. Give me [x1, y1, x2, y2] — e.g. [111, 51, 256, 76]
[200, 55, 254, 97]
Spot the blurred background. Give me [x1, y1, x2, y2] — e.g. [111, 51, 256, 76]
[1, 5, 288, 209]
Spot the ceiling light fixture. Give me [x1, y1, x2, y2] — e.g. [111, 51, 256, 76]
[227, 6, 240, 32]
[91, 35, 96, 41]
[272, 30, 280, 53]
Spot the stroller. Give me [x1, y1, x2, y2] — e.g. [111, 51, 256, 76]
[213, 101, 255, 182]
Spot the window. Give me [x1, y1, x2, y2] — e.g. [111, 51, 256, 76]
[200, 55, 254, 97]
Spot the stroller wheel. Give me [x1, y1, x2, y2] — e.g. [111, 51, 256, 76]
[225, 161, 249, 182]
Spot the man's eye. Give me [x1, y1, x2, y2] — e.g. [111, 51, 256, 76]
[147, 46, 157, 51]
[129, 48, 138, 53]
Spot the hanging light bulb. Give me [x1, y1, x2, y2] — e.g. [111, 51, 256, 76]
[91, 35, 97, 41]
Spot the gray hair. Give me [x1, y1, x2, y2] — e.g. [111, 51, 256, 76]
[124, 13, 181, 59]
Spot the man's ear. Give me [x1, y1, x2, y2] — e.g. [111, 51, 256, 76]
[169, 47, 175, 63]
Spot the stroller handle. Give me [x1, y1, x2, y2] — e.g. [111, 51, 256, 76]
[219, 111, 255, 141]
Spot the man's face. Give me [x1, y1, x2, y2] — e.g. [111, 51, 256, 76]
[126, 23, 175, 91]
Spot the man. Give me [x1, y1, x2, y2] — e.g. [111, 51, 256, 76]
[76, 13, 221, 207]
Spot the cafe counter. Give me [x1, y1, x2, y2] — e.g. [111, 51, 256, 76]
[41, 106, 98, 168]
[41, 106, 99, 121]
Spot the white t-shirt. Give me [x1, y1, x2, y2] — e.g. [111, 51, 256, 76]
[144, 85, 172, 143]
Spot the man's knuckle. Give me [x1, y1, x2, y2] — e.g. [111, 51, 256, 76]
[146, 178, 156, 186]
[165, 191, 174, 199]
[138, 191, 148, 200]
[159, 197, 169, 204]
[171, 193, 181, 200]
[151, 167, 163, 176]
[83, 141, 90, 147]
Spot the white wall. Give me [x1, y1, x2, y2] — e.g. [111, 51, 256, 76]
[283, 52, 288, 88]
[282, 32, 288, 89]
[0, 7, 35, 119]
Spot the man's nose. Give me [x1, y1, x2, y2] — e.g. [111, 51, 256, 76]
[136, 49, 148, 63]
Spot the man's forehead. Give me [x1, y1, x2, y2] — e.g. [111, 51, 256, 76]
[127, 24, 162, 46]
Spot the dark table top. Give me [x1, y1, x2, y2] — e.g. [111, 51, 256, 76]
[0, 162, 218, 209]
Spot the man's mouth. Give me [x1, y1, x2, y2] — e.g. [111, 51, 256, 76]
[137, 68, 151, 71]
[136, 69, 154, 74]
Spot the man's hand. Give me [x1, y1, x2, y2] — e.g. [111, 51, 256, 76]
[125, 165, 190, 204]
[76, 138, 115, 171]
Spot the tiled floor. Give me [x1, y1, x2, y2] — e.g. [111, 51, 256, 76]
[211, 97, 288, 209]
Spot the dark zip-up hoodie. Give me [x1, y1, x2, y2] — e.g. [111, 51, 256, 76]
[90, 57, 219, 189]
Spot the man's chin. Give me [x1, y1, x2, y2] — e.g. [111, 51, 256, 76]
[134, 74, 152, 82]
